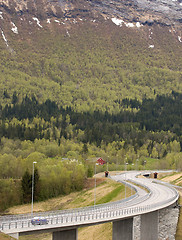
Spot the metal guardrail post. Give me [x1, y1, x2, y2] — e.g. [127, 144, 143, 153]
[0, 176, 179, 232]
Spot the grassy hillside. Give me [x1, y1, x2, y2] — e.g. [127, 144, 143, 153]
[4, 176, 131, 240]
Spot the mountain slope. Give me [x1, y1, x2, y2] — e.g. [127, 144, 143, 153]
[0, 0, 182, 112]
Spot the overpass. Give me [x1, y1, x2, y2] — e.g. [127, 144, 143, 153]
[0, 171, 179, 240]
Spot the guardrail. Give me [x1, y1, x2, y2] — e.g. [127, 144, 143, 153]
[0, 190, 178, 232]
[0, 179, 142, 223]
[0, 189, 139, 223]
[0, 174, 179, 232]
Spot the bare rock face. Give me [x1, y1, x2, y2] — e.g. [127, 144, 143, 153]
[0, 0, 182, 29]
[0, 0, 66, 18]
[0, 0, 94, 19]
[133, 0, 182, 25]
[88, 0, 182, 26]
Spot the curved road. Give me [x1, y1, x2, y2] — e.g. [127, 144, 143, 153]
[111, 171, 179, 210]
[0, 171, 179, 237]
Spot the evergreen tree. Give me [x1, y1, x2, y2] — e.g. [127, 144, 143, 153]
[12, 91, 18, 105]
[3, 90, 10, 99]
[34, 168, 40, 201]
[21, 169, 32, 203]
[82, 143, 88, 154]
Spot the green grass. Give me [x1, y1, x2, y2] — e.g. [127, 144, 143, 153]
[172, 176, 182, 185]
[127, 180, 150, 193]
[126, 157, 160, 171]
[0, 232, 16, 240]
[144, 158, 160, 170]
[72, 197, 87, 204]
[71, 180, 108, 205]
[96, 185, 124, 205]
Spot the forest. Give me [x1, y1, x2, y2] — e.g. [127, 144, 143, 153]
[0, 23, 182, 213]
[0, 91, 182, 212]
[0, 23, 182, 113]
[0, 90, 182, 145]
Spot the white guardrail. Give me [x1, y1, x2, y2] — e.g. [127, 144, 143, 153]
[0, 174, 179, 233]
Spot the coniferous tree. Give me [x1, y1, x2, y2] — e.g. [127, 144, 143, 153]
[3, 90, 10, 99]
[34, 168, 40, 201]
[82, 143, 88, 154]
[21, 169, 32, 203]
[12, 91, 18, 105]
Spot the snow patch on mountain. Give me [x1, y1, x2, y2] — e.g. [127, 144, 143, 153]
[0, 11, 3, 20]
[66, 29, 70, 37]
[178, 36, 182, 42]
[112, 18, 143, 28]
[111, 18, 124, 26]
[149, 29, 153, 40]
[136, 22, 142, 28]
[125, 22, 135, 28]
[32, 17, 43, 28]
[11, 22, 18, 34]
[1, 29, 9, 47]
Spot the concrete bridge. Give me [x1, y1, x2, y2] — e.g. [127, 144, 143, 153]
[0, 171, 179, 240]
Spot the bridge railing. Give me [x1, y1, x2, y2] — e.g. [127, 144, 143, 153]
[0, 185, 178, 232]
[0, 183, 139, 223]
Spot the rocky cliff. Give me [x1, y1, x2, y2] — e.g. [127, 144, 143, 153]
[0, 0, 182, 26]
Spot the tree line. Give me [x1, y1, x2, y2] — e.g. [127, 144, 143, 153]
[0, 91, 182, 147]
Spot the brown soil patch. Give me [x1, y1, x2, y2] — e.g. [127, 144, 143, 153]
[84, 177, 106, 189]
[161, 173, 182, 183]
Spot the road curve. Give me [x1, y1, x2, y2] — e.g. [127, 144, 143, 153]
[111, 171, 179, 210]
[0, 171, 179, 236]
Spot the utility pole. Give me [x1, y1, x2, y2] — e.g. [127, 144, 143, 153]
[125, 160, 128, 199]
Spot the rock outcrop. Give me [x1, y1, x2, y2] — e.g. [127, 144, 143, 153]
[0, 0, 182, 26]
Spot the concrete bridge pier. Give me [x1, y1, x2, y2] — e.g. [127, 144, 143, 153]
[52, 228, 78, 240]
[112, 217, 133, 240]
[141, 210, 158, 240]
